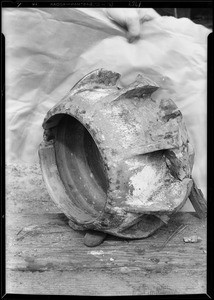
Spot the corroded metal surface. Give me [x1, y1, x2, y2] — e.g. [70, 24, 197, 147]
[39, 69, 194, 239]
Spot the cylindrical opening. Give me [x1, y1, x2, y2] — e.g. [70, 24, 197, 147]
[51, 114, 108, 222]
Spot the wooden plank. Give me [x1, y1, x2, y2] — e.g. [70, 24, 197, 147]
[6, 164, 207, 295]
[189, 180, 207, 219]
[6, 211, 207, 295]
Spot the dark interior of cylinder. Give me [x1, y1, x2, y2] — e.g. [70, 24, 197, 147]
[53, 114, 108, 222]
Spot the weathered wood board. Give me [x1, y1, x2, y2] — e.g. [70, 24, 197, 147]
[6, 164, 207, 295]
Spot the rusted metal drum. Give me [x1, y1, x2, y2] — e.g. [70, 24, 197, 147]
[39, 69, 194, 239]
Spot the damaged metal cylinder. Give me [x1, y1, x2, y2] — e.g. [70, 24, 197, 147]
[39, 69, 194, 239]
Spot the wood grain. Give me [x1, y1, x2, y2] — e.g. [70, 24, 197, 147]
[6, 164, 207, 295]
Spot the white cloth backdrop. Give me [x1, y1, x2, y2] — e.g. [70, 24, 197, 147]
[3, 8, 211, 210]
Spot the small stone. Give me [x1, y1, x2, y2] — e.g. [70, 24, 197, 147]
[183, 235, 202, 243]
[120, 267, 130, 273]
[84, 231, 107, 247]
[150, 258, 160, 263]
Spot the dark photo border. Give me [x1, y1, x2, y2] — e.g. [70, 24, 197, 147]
[1, 1, 213, 299]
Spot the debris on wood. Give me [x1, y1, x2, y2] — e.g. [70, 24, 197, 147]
[183, 235, 202, 243]
[158, 224, 188, 251]
[17, 224, 42, 241]
[88, 250, 104, 256]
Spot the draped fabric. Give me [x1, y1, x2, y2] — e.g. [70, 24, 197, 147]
[3, 8, 211, 209]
